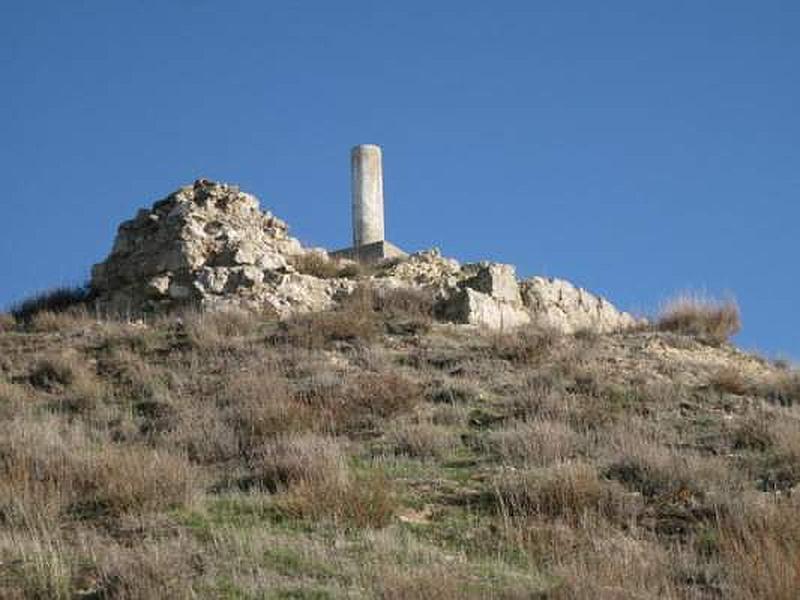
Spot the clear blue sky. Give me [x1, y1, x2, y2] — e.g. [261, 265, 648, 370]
[1, 2, 797, 358]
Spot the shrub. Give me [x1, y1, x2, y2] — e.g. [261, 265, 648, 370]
[247, 434, 348, 492]
[0, 418, 197, 522]
[383, 421, 461, 460]
[656, 294, 741, 344]
[487, 419, 580, 467]
[719, 498, 800, 600]
[752, 372, 800, 407]
[711, 366, 749, 395]
[281, 469, 396, 529]
[70, 446, 198, 518]
[372, 286, 436, 334]
[0, 312, 16, 333]
[494, 462, 626, 522]
[289, 253, 358, 279]
[490, 324, 560, 364]
[183, 309, 267, 351]
[221, 365, 315, 451]
[11, 285, 91, 324]
[323, 372, 423, 434]
[277, 302, 381, 349]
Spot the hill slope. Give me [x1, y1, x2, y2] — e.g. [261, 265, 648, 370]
[0, 301, 798, 599]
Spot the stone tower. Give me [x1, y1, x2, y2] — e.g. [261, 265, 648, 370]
[332, 144, 407, 263]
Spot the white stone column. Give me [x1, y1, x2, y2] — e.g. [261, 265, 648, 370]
[351, 144, 385, 247]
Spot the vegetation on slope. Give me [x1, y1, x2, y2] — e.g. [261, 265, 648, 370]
[0, 290, 797, 599]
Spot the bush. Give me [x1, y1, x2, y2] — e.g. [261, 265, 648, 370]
[494, 462, 626, 522]
[656, 294, 741, 344]
[276, 296, 381, 349]
[247, 434, 348, 492]
[752, 372, 800, 407]
[11, 285, 92, 324]
[183, 309, 268, 351]
[487, 419, 580, 467]
[289, 253, 359, 279]
[490, 325, 560, 364]
[711, 366, 749, 395]
[325, 372, 423, 434]
[383, 420, 461, 460]
[719, 498, 800, 600]
[0, 313, 16, 333]
[281, 469, 396, 529]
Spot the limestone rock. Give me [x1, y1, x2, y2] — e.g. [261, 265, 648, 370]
[441, 288, 531, 330]
[520, 277, 639, 334]
[90, 180, 637, 335]
[91, 180, 339, 316]
[461, 262, 521, 305]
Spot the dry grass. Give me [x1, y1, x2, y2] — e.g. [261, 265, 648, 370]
[288, 252, 361, 279]
[0, 312, 16, 333]
[711, 365, 749, 395]
[10, 285, 91, 324]
[494, 462, 631, 523]
[656, 293, 741, 344]
[719, 498, 800, 600]
[0, 305, 797, 597]
[487, 418, 581, 466]
[247, 434, 348, 492]
[383, 420, 462, 460]
[182, 308, 269, 351]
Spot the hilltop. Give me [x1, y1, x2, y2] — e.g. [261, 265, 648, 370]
[0, 182, 798, 598]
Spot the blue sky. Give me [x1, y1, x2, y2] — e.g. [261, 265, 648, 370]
[1, 2, 798, 358]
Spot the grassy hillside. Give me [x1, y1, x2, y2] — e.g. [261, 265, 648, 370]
[0, 292, 798, 599]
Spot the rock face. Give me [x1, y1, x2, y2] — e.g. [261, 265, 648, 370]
[520, 277, 639, 333]
[91, 181, 354, 316]
[91, 180, 639, 333]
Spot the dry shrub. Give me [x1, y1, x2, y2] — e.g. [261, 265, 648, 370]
[11, 285, 91, 324]
[221, 365, 315, 451]
[289, 252, 357, 279]
[373, 566, 464, 599]
[383, 420, 461, 460]
[711, 366, 749, 395]
[183, 309, 268, 351]
[494, 462, 628, 522]
[25, 309, 94, 333]
[247, 434, 348, 492]
[656, 294, 741, 344]
[487, 419, 580, 467]
[93, 537, 199, 599]
[0, 523, 75, 599]
[28, 351, 108, 412]
[373, 286, 435, 334]
[551, 530, 676, 599]
[719, 497, 800, 600]
[601, 425, 744, 520]
[753, 371, 800, 407]
[490, 324, 560, 364]
[0, 418, 197, 522]
[322, 372, 423, 434]
[70, 447, 197, 518]
[0, 312, 16, 333]
[278, 304, 381, 350]
[281, 469, 396, 528]
[731, 415, 774, 451]
[29, 353, 83, 389]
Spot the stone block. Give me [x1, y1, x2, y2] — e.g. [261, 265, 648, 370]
[461, 262, 521, 305]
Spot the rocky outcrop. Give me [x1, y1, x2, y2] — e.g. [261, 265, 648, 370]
[91, 180, 354, 316]
[91, 180, 639, 333]
[520, 277, 639, 333]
